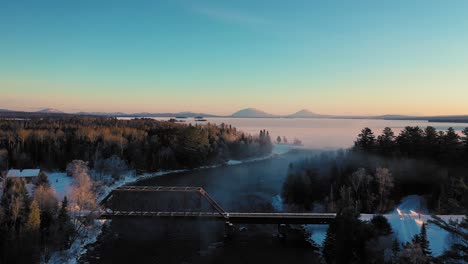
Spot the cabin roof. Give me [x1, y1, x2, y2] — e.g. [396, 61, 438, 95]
[6, 169, 41, 178]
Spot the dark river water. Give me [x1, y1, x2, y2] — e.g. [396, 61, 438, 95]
[82, 149, 322, 264]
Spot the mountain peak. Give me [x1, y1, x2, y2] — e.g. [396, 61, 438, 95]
[287, 109, 320, 118]
[37, 108, 64, 113]
[231, 108, 275, 118]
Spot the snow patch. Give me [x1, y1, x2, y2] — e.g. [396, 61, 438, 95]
[47, 172, 74, 200]
[272, 195, 284, 212]
[305, 224, 328, 246]
[47, 220, 105, 264]
[273, 194, 465, 257]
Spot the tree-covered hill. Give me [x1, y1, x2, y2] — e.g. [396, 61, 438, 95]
[0, 117, 272, 172]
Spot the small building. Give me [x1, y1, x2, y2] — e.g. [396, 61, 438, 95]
[6, 169, 41, 183]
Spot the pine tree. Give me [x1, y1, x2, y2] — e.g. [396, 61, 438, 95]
[419, 223, 432, 257]
[323, 221, 337, 263]
[58, 196, 69, 225]
[392, 239, 400, 260]
[462, 127, 468, 158]
[429, 215, 467, 262]
[34, 171, 50, 188]
[377, 127, 396, 155]
[354, 127, 376, 151]
[276, 136, 282, 144]
[57, 196, 74, 248]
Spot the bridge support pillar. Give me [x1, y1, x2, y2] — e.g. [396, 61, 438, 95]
[277, 224, 287, 242]
[224, 222, 235, 239]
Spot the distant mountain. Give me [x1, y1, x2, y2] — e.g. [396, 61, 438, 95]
[128, 112, 219, 118]
[76, 111, 127, 116]
[372, 114, 421, 120]
[0, 109, 12, 112]
[231, 108, 276, 118]
[37, 108, 64, 114]
[286, 109, 325, 118]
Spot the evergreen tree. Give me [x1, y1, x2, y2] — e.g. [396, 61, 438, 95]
[396, 126, 424, 157]
[323, 221, 337, 263]
[392, 239, 400, 261]
[429, 215, 467, 262]
[423, 126, 439, 158]
[322, 213, 373, 264]
[371, 215, 393, 236]
[419, 223, 432, 257]
[34, 171, 50, 188]
[462, 127, 468, 159]
[354, 127, 376, 152]
[57, 196, 75, 248]
[377, 127, 396, 155]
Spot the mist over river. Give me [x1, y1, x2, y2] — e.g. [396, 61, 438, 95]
[83, 150, 321, 263]
[83, 118, 468, 263]
[120, 117, 468, 149]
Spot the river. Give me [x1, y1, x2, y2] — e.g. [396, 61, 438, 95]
[82, 149, 322, 264]
[82, 118, 468, 263]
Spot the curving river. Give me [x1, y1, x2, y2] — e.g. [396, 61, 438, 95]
[82, 149, 322, 264]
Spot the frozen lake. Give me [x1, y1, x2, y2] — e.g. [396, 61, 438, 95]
[120, 117, 468, 149]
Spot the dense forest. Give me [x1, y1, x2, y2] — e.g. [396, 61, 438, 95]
[0, 174, 75, 263]
[282, 126, 468, 214]
[0, 117, 273, 172]
[0, 117, 273, 263]
[282, 126, 468, 263]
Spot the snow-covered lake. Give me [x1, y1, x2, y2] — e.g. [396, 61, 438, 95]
[120, 117, 468, 149]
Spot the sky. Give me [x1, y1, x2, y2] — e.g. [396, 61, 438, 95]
[1, 0, 468, 116]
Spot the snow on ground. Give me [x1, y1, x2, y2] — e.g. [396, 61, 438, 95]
[307, 224, 328, 245]
[45, 172, 136, 264]
[47, 220, 105, 264]
[47, 149, 296, 263]
[48, 172, 74, 200]
[274, 194, 465, 256]
[361, 195, 464, 256]
[272, 195, 284, 212]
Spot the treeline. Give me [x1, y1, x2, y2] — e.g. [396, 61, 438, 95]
[282, 152, 397, 214]
[354, 126, 468, 214]
[0, 175, 75, 263]
[282, 126, 468, 215]
[280, 126, 468, 263]
[0, 117, 272, 172]
[355, 126, 468, 167]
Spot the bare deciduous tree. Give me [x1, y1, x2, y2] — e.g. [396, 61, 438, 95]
[67, 160, 96, 212]
[376, 167, 394, 212]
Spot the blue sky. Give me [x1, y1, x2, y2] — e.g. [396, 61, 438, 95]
[1, 0, 468, 115]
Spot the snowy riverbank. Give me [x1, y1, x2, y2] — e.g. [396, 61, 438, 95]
[47, 145, 297, 263]
[295, 195, 465, 257]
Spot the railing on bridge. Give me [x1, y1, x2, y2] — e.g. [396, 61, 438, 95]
[100, 186, 336, 224]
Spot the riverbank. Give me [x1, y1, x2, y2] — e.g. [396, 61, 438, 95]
[79, 148, 319, 263]
[47, 144, 300, 263]
[302, 195, 466, 257]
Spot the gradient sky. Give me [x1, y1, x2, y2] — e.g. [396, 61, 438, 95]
[1, 0, 468, 115]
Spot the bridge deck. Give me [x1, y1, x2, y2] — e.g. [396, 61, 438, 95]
[100, 211, 336, 224]
[100, 186, 336, 224]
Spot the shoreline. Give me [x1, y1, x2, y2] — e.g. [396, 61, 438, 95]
[48, 144, 299, 263]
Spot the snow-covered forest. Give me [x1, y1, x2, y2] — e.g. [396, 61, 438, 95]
[281, 126, 468, 263]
